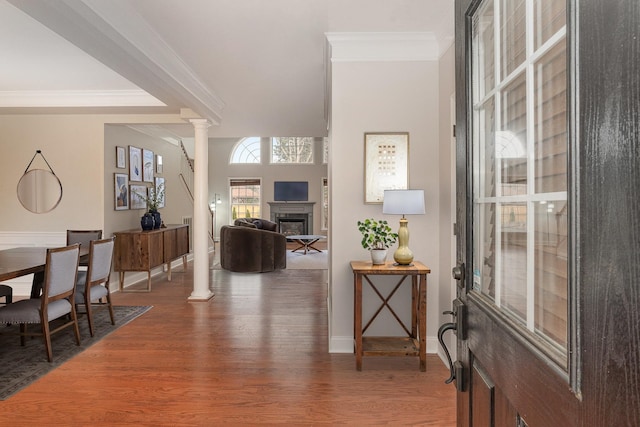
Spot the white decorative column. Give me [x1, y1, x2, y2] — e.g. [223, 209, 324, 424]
[189, 118, 214, 301]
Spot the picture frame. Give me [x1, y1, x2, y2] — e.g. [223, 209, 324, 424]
[116, 146, 126, 169]
[155, 177, 165, 208]
[142, 149, 154, 182]
[114, 173, 129, 210]
[156, 154, 163, 174]
[129, 146, 142, 182]
[130, 184, 147, 210]
[364, 132, 409, 204]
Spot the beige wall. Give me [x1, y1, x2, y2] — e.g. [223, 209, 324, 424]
[0, 113, 190, 295]
[208, 137, 328, 236]
[329, 59, 445, 352]
[103, 125, 193, 239]
[0, 115, 106, 232]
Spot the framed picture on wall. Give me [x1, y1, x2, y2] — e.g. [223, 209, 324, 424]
[156, 154, 163, 174]
[364, 132, 409, 204]
[129, 146, 142, 182]
[130, 184, 147, 210]
[116, 146, 126, 169]
[155, 177, 165, 208]
[114, 173, 129, 210]
[143, 149, 154, 182]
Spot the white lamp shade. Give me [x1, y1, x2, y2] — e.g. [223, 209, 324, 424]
[382, 189, 425, 215]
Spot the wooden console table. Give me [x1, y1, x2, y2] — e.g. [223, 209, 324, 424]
[350, 260, 430, 371]
[114, 224, 189, 292]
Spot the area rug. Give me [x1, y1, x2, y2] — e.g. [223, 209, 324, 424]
[286, 250, 328, 270]
[209, 250, 328, 270]
[0, 305, 152, 400]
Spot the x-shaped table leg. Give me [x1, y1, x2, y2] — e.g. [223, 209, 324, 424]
[362, 275, 412, 336]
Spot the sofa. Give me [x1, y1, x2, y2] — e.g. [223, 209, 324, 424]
[219, 218, 287, 273]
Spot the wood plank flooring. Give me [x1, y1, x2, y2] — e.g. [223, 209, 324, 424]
[0, 257, 456, 425]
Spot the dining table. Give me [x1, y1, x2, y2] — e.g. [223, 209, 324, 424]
[0, 246, 89, 299]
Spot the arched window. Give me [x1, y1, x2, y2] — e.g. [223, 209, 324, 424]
[230, 137, 261, 164]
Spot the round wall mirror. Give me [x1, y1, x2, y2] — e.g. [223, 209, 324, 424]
[17, 169, 63, 213]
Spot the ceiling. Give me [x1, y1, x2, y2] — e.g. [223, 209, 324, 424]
[0, 0, 454, 139]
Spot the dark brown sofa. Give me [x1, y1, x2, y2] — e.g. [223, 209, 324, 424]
[219, 218, 286, 273]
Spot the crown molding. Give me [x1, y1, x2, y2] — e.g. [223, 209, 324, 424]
[325, 32, 441, 62]
[0, 90, 164, 108]
[8, 0, 224, 124]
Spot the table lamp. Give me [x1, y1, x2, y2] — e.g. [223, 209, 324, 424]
[382, 189, 425, 265]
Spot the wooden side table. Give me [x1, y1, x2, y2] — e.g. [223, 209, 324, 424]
[350, 260, 430, 371]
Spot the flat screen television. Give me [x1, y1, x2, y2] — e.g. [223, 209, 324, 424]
[274, 181, 308, 202]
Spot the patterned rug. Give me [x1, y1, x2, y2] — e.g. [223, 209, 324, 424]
[0, 305, 152, 400]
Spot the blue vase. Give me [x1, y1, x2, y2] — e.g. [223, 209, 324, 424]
[141, 213, 154, 230]
[150, 211, 161, 229]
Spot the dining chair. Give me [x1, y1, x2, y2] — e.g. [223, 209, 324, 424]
[74, 237, 115, 337]
[67, 229, 102, 267]
[66, 229, 103, 248]
[0, 284, 12, 305]
[0, 285, 13, 326]
[0, 244, 81, 362]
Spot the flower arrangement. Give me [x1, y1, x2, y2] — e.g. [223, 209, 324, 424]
[134, 183, 164, 212]
[357, 218, 398, 250]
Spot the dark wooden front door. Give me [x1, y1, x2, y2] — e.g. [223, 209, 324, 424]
[451, 0, 640, 425]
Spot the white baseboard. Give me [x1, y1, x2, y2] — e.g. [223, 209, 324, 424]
[329, 336, 353, 353]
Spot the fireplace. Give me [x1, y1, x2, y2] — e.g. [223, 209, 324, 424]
[278, 218, 307, 236]
[268, 202, 315, 235]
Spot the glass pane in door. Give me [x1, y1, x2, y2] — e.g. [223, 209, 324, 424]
[534, 0, 566, 49]
[500, 202, 527, 321]
[535, 39, 567, 194]
[474, 202, 497, 299]
[473, 0, 496, 98]
[472, 0, 568, 364]
[534, 199, 568, 349]
[500, 72, 528, 190]
[501, 0, 526, 78]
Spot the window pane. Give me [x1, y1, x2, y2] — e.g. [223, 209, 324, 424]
[323, 137, 329, 164]
[534, 0, 566, 49]
[472, 0, 568, 363]
[534, 200, 568, 349]
[535, 39, 567, 193]
[477, 97, 497, 198]
[473, 202, 496, 299]
[473, 0, 495, 98]
[231, 137, 261, 164]
[230, 183, 261, 220]
[500, 202, 527, 322]
[322, 177, 328, 230]
[501, 0, 526, 78]
[271, 137, 314, 164]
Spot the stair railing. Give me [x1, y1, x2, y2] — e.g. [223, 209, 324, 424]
[178, 140, 215, 246]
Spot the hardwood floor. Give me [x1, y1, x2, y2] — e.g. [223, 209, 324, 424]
[1, 257, 455, 425]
